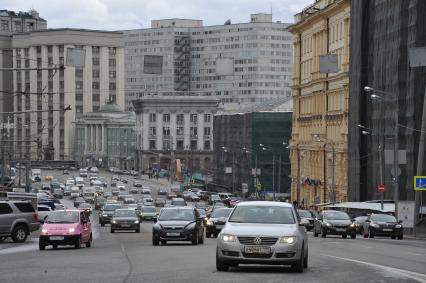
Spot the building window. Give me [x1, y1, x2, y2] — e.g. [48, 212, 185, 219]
[190, 127, 198, 137]
[92, 46, 100, 53]
[109, 83, 116, 90]
[1, 20, 9, 31]
[76, 81, 83, 89]
[109, 47, 116, 54]
[109, 58, 116, 66]
[149, 140, 156, 150]
[190, 140, 197, 150]
[204, 114, 211, 123]
[75, 69, 83, 77]
[92, 58, 100, 65]
[176, 114, 184, 124]
[204, 140, 211, 150]
[163, 140, 171, 150]
[92, 82, 100, 89]
[149, 113, 156, 122]
[163, 127, 170, 137]
[93, 70, 100, 78]
[109, 71, 116, 79]
[190, 114, 198, 123]
[204, 127, 211, 136]
[163, 113, 170, 122]
[176, 126, 184, 136]
[149, 127, 156, 136]
[176, 140, 184, 150]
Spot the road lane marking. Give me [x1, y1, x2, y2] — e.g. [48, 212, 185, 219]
[323, 254, 426, 283]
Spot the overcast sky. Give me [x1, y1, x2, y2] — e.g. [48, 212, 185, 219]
[3, 0, 313, 30]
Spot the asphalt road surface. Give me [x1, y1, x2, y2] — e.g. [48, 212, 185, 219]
[1, 169, 426, 283]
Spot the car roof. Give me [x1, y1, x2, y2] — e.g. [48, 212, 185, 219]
[236, 201, 293, 208]
[161, 206, 194, 210]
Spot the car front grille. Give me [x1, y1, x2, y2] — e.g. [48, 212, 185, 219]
[238, 236, 278, 246]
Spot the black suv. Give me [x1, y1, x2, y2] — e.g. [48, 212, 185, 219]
[0, 201, 40, 242]
[313, 210, 356, 239]
[152, 207, 204, 245]
[99, 203, 122, 226]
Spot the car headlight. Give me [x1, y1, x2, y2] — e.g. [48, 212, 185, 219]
[206, 220, 212, 226]
[279, 236, 296, 244]
[112, 220, 117, 224]
[350, 223, 356, 228]
[326, 222, 332, 227]
[69, 228, 75, 233]
[371, 223, 380, 228]
[41, 228, 48, 234]
[134, 220, 139, 224]
[395, 224, 402, 228]
[221, 234, 236, 242]
[102, 214, 108, 217]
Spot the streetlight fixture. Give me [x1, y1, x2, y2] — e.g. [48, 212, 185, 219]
[261, 146, 276, 201]
[364, 86, 399, 219]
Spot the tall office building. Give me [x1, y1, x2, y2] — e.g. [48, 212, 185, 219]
[11, 29, 124, 160]
[123, 14, 293, 112]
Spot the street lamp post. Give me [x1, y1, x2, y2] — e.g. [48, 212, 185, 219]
[260, 144, 275, 201]
[364, 86, 399, 219]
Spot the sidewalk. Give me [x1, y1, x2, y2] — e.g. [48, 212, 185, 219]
[139, 174, 174, 187]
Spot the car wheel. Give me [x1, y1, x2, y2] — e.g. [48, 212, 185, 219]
[136, 229, 140, 233]
[152, 235, 159, 246]
[303, 248, 308, 268]
[368, 229, 374, 238]
[351, 234, 356, 239]
[0, 236, 6, 242]
[161, 240, 167, 245]
[39, 243, 45, 251]
[192, 231, 199, 245]
[291, 245, 304, 273]
[398, 235, 403, 240]
[53, 244, 58, 250]
[86, 235, 92, 247]
[11, 225, 28, 243]
[110, 229, 115, 233]
[75, 237, 81, 249]
[216, 250, 229, 271]
[342, 235, 347, 239]
[321, 228, 326, 238]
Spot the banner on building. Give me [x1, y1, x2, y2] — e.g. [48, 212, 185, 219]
[144, 55, 163, 74]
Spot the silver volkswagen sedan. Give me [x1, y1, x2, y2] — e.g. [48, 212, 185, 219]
[216, 201, 308, 272]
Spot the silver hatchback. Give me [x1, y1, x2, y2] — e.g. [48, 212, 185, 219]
[216, 201, 309, 272]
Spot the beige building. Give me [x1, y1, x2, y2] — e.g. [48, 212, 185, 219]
[11, 29, 124, 160]
[288, 0, 350, 207]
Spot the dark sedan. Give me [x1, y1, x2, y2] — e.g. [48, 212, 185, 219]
[313, 210, 356, 239]
[298, 209, 316, 231]
[205, 208, 233, 238]
[74, 197, 85, 208]
[152, 207, 204, 245]
[99, 203, 122, 226]
[363, 214, 403, 239]
[111, 209, 140, 233]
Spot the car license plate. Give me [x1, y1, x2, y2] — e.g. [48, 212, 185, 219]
[244, 246, 271, 254]
[121, 224, 130, 227]
[216, 225, 224, 229]
[336, 228, 346, 232]
[382, 229, 393, 232]
[167, 232, 180, 236]
[50, 236, 64, 241]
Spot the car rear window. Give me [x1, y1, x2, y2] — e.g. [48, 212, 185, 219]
[13, 202, 35, 213]
[0, 203, 13, 214]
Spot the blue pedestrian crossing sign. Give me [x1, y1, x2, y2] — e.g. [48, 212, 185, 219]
[414, 176, 426, 191]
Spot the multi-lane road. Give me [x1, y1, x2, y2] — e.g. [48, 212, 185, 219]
[0, 170, 425, 283]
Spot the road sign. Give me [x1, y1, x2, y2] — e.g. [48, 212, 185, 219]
[377, 184, 385, 193]
[414, 176, 426, 191]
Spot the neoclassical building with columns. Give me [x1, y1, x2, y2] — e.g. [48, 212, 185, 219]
[287, 0, 350, 207]
[132, 95, 219, 174]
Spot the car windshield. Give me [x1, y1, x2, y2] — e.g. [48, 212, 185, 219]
[298, 210, 313, 218]
[45, 211, 79, 223]
[141, 207, 156, 213]
[324, 211, 350, 220]
[114, 210, 136, 217]
[211, 208, 232, 218]
[159, 209, 195, 221]
[104, 205, 121, 211]
[228, 206, 295, 224]
[79, 203, 91, 208]
[371, 214, 397, 222]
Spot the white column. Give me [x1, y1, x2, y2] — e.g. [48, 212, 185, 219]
[197, 112, 204, 150]
[170, 113, 177, 150]
[99, 47, 109, 105]
[83, 46, 93, 113]
[52, 45, 60, 159]
[156, 113, 163, 150]
[142, 113, 149, 150]
[184, 113, 190, 148]
[63, 44, 75, 158]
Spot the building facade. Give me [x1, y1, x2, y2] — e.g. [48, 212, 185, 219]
[74, 103, 135, 169]
[132, 96, 219, 174]
[213, 111, 292, 196]
[11, 29, 124, 160]
[123, 14, 293, 112]
[288, 0, 350, 207]
[348, 0, 426, 203]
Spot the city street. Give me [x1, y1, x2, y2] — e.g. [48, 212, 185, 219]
[1, 170, 425, 283]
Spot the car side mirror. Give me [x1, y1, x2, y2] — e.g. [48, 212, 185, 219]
[153, 217, 157, 223]
[365, 219, 371, 223]
[196, 216, 204, 222]
[39, 219, 45, 224]
[398, 220, 403, 224]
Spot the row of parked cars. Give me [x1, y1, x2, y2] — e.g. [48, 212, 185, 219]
[297, 209, 403, 240]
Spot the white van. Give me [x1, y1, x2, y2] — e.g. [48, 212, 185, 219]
[70, 186, 81, 199]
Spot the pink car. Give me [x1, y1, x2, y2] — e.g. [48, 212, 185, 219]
[39, 210, 92, 250]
